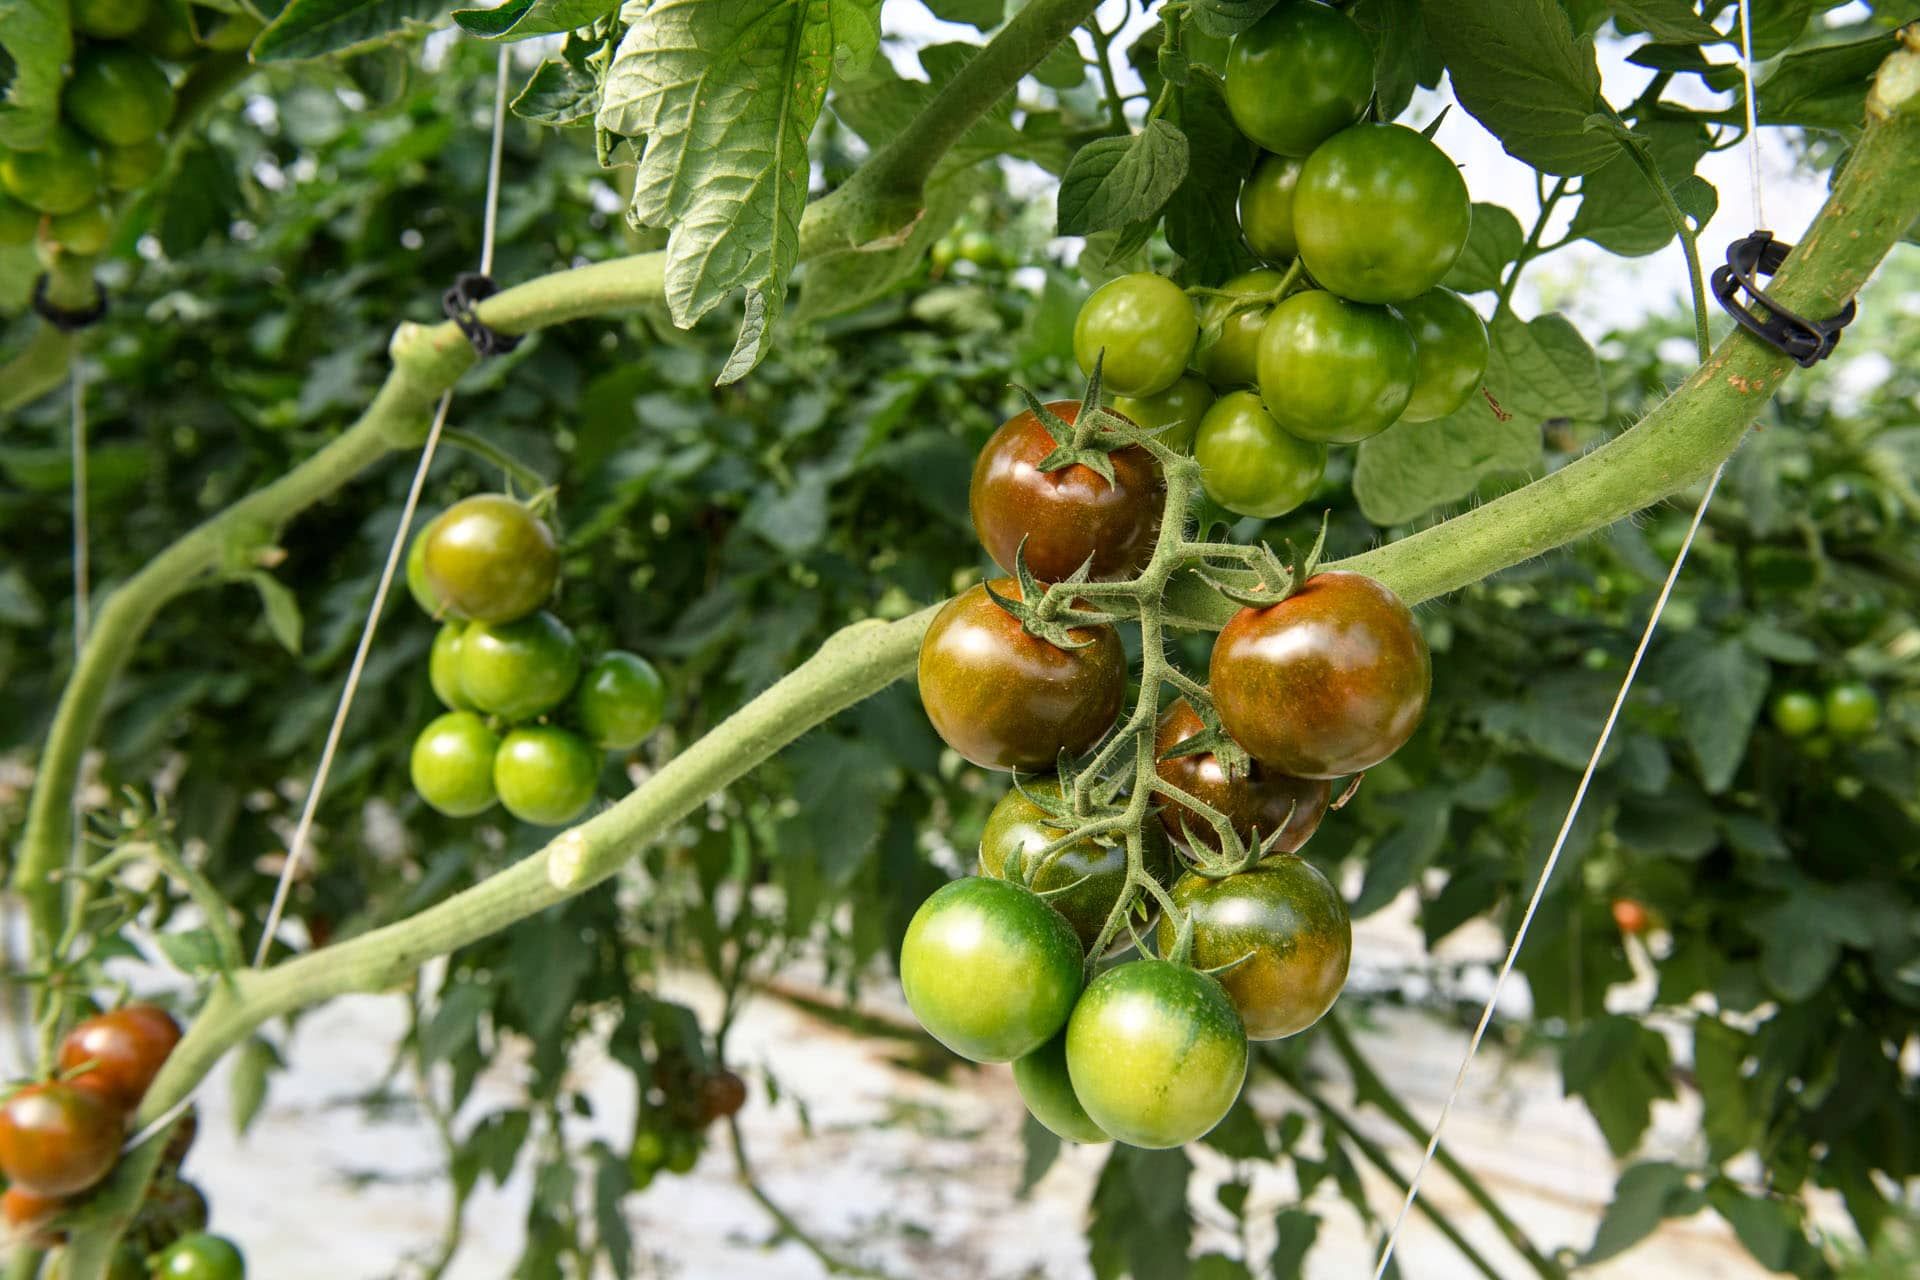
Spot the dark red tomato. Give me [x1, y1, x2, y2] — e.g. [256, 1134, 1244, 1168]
[1225, 3, 1373, 157]
[58, 1004, 181, 1110]
[899, 877, 1083, 1063]
[1154, 698, 1330, 855]
[422, 494, 560, 624]
[3, 1184, 65, 1246]
[153, 1232, 245, 1280]
[917, 580, 1126, 772]
[1393, 288, 1489, 423]
[1257, 290, 1416, 444]
[1197, 268, 1286, 390]
[978, 779, 1171, 953]
[700, 1071, 748, 1122]
[1064, 960, 1247, 1148]
[0, 1082, 123, 1197]
[1611, 898, 1650, 935]
[969, 400, 1164, 583]
[1293, 124, 1473, 304]
[1239, 154, 1304, 264]
[1209, 571, 1430, 778]
[1112, 374, 1214, 454]
[1157, 855, 1350, 1039]
[1012, 1031, 1109, 1144]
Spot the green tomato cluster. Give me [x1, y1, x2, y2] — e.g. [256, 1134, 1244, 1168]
[1071, 0, 1490, 522]
[1770, 680, 1883, 743]
[405, 495, 667, 827]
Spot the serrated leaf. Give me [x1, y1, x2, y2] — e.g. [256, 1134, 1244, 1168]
[795, 168, 966, 321]
[1351, 0, 1427, 120]
[1443, 202, 1525, 294]
[452, 0, 611, 40]
[254, 0, 448, 61]
[1562, 1015, 1675, 1156]
[512, 58, 600, 125]
[1188, 0, 1281, 40]
[230, 1035, 282, 1136]
[1163, 77, 1258, 282]
[1421, 0, 1619, 175]
[598, 0, 881, 384]
[778, 734, 901, 884]
[249, 572, 303, 655]
[1353, 394, 1539, 525]
[1608, 0, 1722, 44]
[1487, 311, 1606, 423]
[0, 0, 72, 152]
[1031, 38, 1085, 89]
[1651, 632, 1767, 792]
[1567, 119, 1711, 256]
[1057, 120, 1190, 236]
[1756, 32, 1893, 133]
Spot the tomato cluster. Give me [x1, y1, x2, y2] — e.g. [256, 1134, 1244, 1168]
[1069, 0, 1488, 521]
[0, 3, 258, 254]
[1770, 680, 1883, 743]
[405, 495, 667, 827]
[627, 1046, 749, 1190]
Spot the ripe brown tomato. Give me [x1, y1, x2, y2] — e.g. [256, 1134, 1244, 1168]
[969, 400, 1163, 583]
[918, 580, 1126, 772]
[4, 1184, 66, 1246]
[58, 1004, 181, 1111]
[1153, 698, 1330, 854]
[700, 1071, 748, 1122]
[0, 1082, 123, 1197]
[1209, 571, 1430, 779]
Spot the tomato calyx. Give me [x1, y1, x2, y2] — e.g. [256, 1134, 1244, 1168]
[1192, 514, 1329, 610]
[982, 546, 1122, 650]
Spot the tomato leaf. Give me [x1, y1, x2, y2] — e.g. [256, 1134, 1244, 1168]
[1607, 0, 1724, 45]
[1350, 0, 1435, 121]
[0, 0, 72, 151]
[1757, 32, 1895, 133]
[1650, 631, 1768, 792]
[1707, 1182, 1799, 1271]
[1488, 310, 1607, 424]
[1352, 394, 1539, 525]
[1443, 202, 1525, 295]
[1188, 0, 1281, 40]
[597, 0, 882, 385]
[452, 0, 613, 40]
[922, 0, 1004, 30]
[1269, 1209, 1320, 1278]
[1018, 1112, 1060, 1194]
[1163, 77, 1259, 283]
[1567, 119, 1712, 256]
[249, 571, 304, 655]
[1421, 0, 1620, 175]
[512, 58, 601, 126]
[230, 1034, 283, 1136]
[1057, 120, 1191, 236]
[253, 0, 448, 61]
[1562, 1014, 1675, 1156]
[1583, 1161, 1698, 1263]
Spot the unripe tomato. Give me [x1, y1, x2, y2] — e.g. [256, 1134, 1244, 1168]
[57, 1004, 181, 1110]
[153, 1232, 246, 1280]
[1257, 290, 1416, 444]
[1611, 898, 1650, 935]
[137, 2, 202, 61]
[1393, 288, 1489, 422]
[409, 711, 500, 818]
[1197, 268, 1286, 389]
[101, 138, 165, 192]
[1294, 124, 1473, 304]
[663, 1130, 700, 1175]
[629, 1127, 666, 1181]
[0, 127, 102, 216]
[1113, 374, 1213, 454]
[969, 399, 1164, 583]
[699, 1071, 748, 1121]
[493, 726, 599, 826]
[978, 779, 1171, 954]
[72, 0, 152, 39]
[1012, 1031, 1108, 1144]
[916, 580, 1126, 772]
[46, 205, 111, 255]
[64, 46, 175, 148]
[1769, 690, 1823, 738]
[458, 611, 580, 721]
[1154, 698, 1329, 854]
[1210, 571, 1430, 778]
[1225, 2, 1373, 157]
[1192, 390, 1326, 519]
[1158, 856, 1349, 1039]
[0, 194, 37, 246]
[1824, 682, 1880, 738]
[406, 516, 446, 616]
[3, 1184, 65, 1246]
[1073, 272, 1198, 398]
[0, 1082, 123, 1198]
[574, 650, 666, 750]
[899, 877, 1083, 1063]
[422, 494, 559, 624]
[1065, 960, 1247, 1148]
[930, 236, 959, 272]
[958, 229, 1000, 267]
[1239, 154, 1303, 265]
[429, 622, 476, 711]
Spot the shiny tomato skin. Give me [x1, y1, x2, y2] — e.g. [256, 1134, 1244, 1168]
[57, 1005, 181, 1110]
[1113, 374, 1214, 454]
[1225, 3, 1373, 157]
[899, 877, 1083, 1063]
[493, 726, 600, 826]
[153, 1233, 246, 1280]
[1157, 856, 1350, 1039]
[1394, 288, 1489, 423]
[1824, 682, 1880, 738]
[0, 127, 101, 216]
[0, 1082, 123, 1198]
[969, 400, 1164, 583]
[1154, 699, 1330, 855]
[1012, 1031, 1109, 1144]
[63, 45, 175, 148]
[1769, 690, 1823, 737]
[1064, 960, 1248, 1148]
[978, 779, 1171, 954]
[409, 711, 500, 818]
[574, 650, 666, 750]
[1192, 391, 1326, 520]
[458, 611, 581, 722]
[406, 518, 446, 616]
[429, 622, 476, 711]
[1210, 571, 1430, 778]
[1294, 124, 1473, 304]
[1197, 268, 1286, 390]
[1073, 273, 1199, 398]
[1239, 154, 1304, 265]
[917, 580, 1126, 772]
[422, 494, 559, 625]
[1257, 290, 1416, 444]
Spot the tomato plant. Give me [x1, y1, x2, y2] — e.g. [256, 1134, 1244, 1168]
[978, 779, 1171, 952]
[152, 1234, 245, 1280]
[421, 495, 560, 624]
[409, 711, 501, 818]
[1111, 373, 1213, 453]
[1238, 154, 1303, 265]
[1154, 698, 1329, 854]
[493, 725, 600, 826]
[1223, 2, 1372, 158]
[1293, 124, 1474, 304]
[1195, 267, 1285, 389]
[456, 611, 581, 721]
[1012, 1031, 1109, 1144]
[1192, 389, 1327, 519]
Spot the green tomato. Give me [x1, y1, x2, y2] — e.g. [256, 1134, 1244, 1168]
[64, 46, 175, 148]
[1257, 290, 1416, 443]
[1823, 682, 1880, 738]
[1294, 124, 1472, 304]
[429, 622, 475, 711]
[406, 515, 447, 616]
[1197, 267, 1286, 389]
[410, 711, 499, 818]
[47, 204, 111, 256]
[0, 127, 102, 216]
[422, 494, 560, 624]
[575, 650, 666, 750]
[1769, 690, 1823, 738]
[1192, 391, 1326, 519]
[1225, 2, 1373, 157]
[630, 1128, 666, 1180]
[1238, 154, 1303, 264]
[101, 138, 166, 193]
[1112, 374, 1213, 453]
[1074, 272, 1199, 398]
[458, 611, 580, 721]
[1065, 960, 1248, 1149]
[958, 229, 1000, 267]
[930, 236, 959, 272]
[1013, 1031, 1109, 1144]
[899, 877, 1083, 1064]
[663, 1130, 701, 1175]
[73, 0, 152, 39]
[153, 1233, 245, 1280]
[1393, 288, 1489, 422]
[138, 1, 202, 61]
[493, 726, 599, 826]
[0, 194, 38, 247]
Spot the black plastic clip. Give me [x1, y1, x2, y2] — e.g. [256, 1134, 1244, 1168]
[31, 274, 108, 333]
[441, 272, 521, 358]
[1710, 232, 1855, 368]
